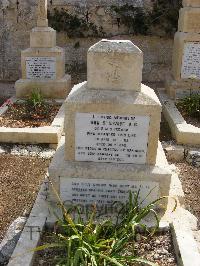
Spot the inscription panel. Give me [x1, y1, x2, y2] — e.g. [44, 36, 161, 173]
[61, 178, 159, 207]
[75, 113, 150, 164]
[181, 42, 200, 79]
[26, 57, 56, 80]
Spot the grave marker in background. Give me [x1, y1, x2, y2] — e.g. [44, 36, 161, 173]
[49, 40, 172, 209]
[166, 0, 200, 99]
[15, 0, 71, 99]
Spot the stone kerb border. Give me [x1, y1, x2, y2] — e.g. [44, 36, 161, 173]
[0, 97, 65, 146]
[7, 171, 200, 265]
[158, 90, 200, 146]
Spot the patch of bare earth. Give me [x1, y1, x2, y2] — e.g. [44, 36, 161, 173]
[33, 231, 177, 266]
[176, 105, 200, 128]
[159, 114, 174, 142]
[132, 231, 177, 265]
[0, 154, 50, 241]
[0, 103, 60, 128]
[175, 162, 200, 223]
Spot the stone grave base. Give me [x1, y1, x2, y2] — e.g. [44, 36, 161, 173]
[8, 171, 200, 266]
[49, 137, 173, 209]
[0, 98, 65, 146]
[15, 74, 71, 99]
[165, 73, 200, 99]
[159, 90, 200, 145]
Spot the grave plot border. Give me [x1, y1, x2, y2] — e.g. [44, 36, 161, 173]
[0, 97, 65, 147]
[158, 90, 200, 146]
[6, 168, 200, 266]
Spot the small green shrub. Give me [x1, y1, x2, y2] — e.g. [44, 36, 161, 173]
[151, 0, 182, 35]
[25, 89, 49, 119]
[34, 185, 176, 266]
[111, 0, 182, 36]
[177, 93, 200, 118]
[48, 8, 105, 38]
[26, 89, 44, 108]
[111, 5, 151, 35]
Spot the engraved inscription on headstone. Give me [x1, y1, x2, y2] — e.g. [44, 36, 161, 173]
[61, 178, 159, 207]
[75, 113, 150, 164]
[26, 57, 56, 80]
[181, 42, 200, 79]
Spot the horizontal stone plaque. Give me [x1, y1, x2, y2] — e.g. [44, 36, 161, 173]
[181, 42, 200, 79]
[61, 178, 159, 207]
[26, 57, 56, 80]
[75, 113, 150, 164]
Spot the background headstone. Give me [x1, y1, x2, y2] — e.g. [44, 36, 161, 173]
[15, 0, 71, 99]
[166, 0, 200, 99]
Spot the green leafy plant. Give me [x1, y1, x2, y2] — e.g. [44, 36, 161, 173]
[151, 0, 182, 35]
[33, 183, 177, 266]
[176, 93, 200, 118]
[48, 8, 105, 38]
[111, 0, 182, 36]
[27, 89, 44, 108]
[25, 89, 50, 119]
[111, 5, 151, 35]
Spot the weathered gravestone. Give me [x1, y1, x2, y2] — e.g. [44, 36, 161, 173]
[49, 40, 172, 210]
[15, 0, 71, 99]
[166, 0, 200, 99]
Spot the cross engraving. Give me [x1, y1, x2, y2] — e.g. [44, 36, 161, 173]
[37, 0, 48, 27]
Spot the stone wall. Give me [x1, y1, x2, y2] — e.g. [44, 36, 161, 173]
[0, 0, 173, 82]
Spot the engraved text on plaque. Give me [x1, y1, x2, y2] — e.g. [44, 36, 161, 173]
[75, 113, 150, 164]
[61, 178, 159, 207]
[26, 57, 56, 80]
[181, 42, 200, 79]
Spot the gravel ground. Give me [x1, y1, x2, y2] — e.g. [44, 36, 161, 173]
[0, 154, 50, 241]
[131, 231, 177, 265]
[0, 103, 60, 128]
[175, 161, 200, 224]
[33, 230, 177, 266]
[0, 143, 55, 159]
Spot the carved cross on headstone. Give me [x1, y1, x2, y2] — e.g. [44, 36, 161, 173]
[37, 0, 48, 27]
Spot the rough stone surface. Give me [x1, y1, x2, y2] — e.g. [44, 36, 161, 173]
[186, 150, 200, 167]
[166, 1, 200, 99]
[164, 145, 185, 162]
[165, 73, 200, 99]
[183, 0, 200, 7]
[0, 217, 27, 264]
[30, 27, 56, 48]
[178, 7, 200, 33]
[172, 32, 200, 82]
[159, 91, 200, 145]
[65, 82, 162, 165]
[49, 137, 172, 209]
[87, 39, 143, 91]
[14, 0, 71, 99]
[0, 0, 172, 83]
[15, 74, 71, 99]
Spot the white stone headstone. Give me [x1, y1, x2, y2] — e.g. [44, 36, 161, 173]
[87, 39, 143, 91]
